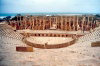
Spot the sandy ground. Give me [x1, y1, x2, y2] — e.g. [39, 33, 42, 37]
[0, 24, 100, 66]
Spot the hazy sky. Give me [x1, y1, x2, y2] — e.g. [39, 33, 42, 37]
[0, 0, 100, 13]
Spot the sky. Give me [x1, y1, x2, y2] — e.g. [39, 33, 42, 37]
[0, 0, 100, 14]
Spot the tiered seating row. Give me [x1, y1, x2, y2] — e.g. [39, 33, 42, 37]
[0, 24, 23, 40]
[78, 26, 100, 42]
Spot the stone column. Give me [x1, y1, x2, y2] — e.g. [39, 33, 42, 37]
[20, 16, 21, 29]
[65, 17, 67, 30]
[40, 18, 42, 30]
[17, 16, 19, 27]
[76, 16, 79, 31]
[69, 16, 71, 31]
[61, 16, 63, 30]
[82, 16, 85, 32]
[36, 17, 38, 30]
[91, 17, 93, 29]
[56, 17, 57, 29]
[50, 17, 52, 28]
[87, 16, 90, 31]
[25, 16, 27, 29]
[43, 16, 45, 30]
[32, 16, 34, 30]
[73, 16, 75, 31]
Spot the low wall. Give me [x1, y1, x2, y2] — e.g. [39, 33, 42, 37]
[23, 38, 76, 49]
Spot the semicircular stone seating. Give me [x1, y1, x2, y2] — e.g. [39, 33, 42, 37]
[0, 24, 23, 40]
[0, 23, 28, 52]
[77, 26, 100, 43]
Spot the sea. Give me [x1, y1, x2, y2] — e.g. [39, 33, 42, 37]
[0, 12, 98, 18]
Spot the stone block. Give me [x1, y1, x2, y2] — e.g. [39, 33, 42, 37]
[91, 41, 100, 47]
[16, 47, 33, 52]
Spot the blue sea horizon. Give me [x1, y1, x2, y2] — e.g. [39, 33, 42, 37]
[0, 12, 99, 17]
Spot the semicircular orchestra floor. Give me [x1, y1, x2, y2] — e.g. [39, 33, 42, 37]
[26, 37, 73, 45]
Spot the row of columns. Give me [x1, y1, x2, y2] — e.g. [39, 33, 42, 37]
[9, 15, 97, 31]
